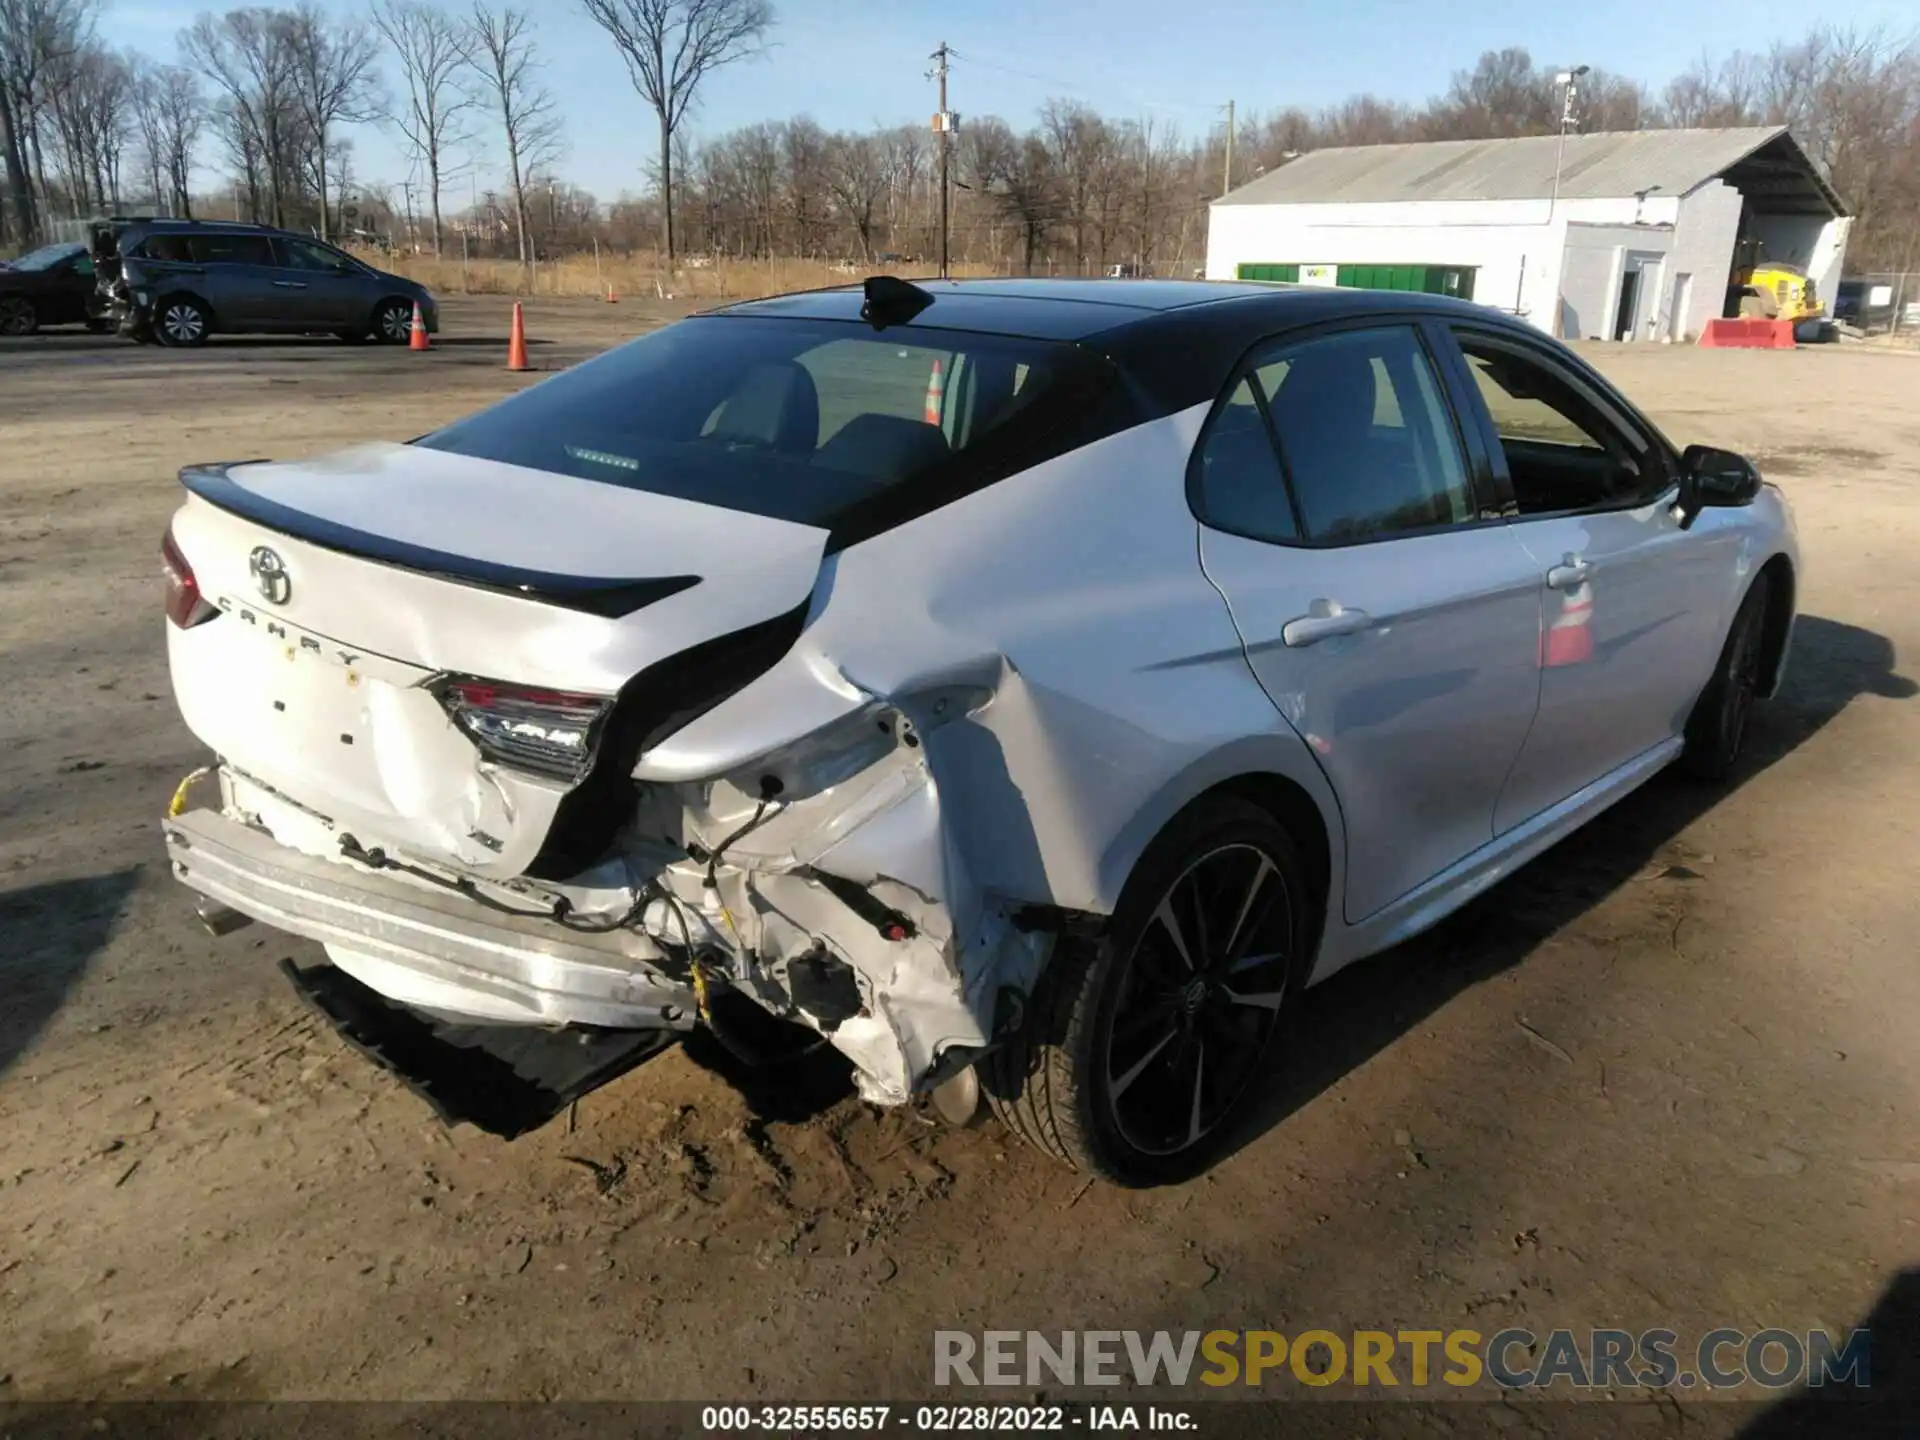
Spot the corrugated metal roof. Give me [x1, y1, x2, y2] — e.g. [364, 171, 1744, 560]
[1215, 127, 1801, 207]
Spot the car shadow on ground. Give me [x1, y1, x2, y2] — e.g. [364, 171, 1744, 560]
[0, 867, 142, 1080]
[1221, 612, 1915, 1165]
[1735, 1266, 1916, 1435]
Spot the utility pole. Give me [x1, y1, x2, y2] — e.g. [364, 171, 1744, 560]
[1222, 100, 1235, 196]
[930, 42, 953, 278]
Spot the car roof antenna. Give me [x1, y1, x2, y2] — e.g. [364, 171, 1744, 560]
[861, 275, 935, 330]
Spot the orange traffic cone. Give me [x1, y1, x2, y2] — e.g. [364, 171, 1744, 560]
[409, 300, 430, 351]
[507, 301, 529, 372]
[605, 281, 618, 304]
[923, 357, 944, 424]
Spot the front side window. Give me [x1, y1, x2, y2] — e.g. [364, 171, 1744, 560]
[1455, 336, 1663, 514]
[1258, 325, 1476, 543]
[187, 233, 275, 265]
[417, 316, 1108, 530]
[278, 237, 355, 273]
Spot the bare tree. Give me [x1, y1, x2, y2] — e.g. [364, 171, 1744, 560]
[182, 8, 301, 226]
[576, 0, 773, 262]
[150, 62, 201, 217]
[0, 0, 96, 242]
[44, 40, 130, 213]
[880, 122, 925, 254]
[468, 2, 559, 264]
[961, 115, 1058, 275]
[372, 0, 473, 255]
[823, 130, 886, 260]
[286, 0, 379, 242]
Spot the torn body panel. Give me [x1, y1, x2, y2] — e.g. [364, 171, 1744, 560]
[586, 403, 1344, 1101]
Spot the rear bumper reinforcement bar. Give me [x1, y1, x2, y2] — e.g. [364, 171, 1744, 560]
[164, 808, 695, 1031]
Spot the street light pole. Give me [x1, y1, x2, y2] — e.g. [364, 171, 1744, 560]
[1547, 65, 1589, 226]
[1544, 66, 1589, 339]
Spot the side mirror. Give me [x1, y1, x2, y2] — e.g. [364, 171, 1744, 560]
[1676, 444, 1761, 529]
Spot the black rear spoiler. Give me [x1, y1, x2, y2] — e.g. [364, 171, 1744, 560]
[178, 462, 699, 620]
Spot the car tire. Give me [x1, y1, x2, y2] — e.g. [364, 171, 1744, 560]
[374, 298, 415, 344]
[985, 794, 1316, 1186]
[1678, 573, 1772, 783]
[155, 296, 211, 348]
[0, 296, 38, 336]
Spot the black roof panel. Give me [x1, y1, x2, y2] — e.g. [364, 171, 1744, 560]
[708, 276, 1500, 344]
[711, 277, 1300, 341]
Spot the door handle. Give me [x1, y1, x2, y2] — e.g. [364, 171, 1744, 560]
[1546, 554, 1590, 590]
[272, 280, 308, 289]
[1282, 603, 1374, 648]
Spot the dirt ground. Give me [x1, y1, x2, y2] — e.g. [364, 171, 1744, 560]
[1, 297, 1916, 1427]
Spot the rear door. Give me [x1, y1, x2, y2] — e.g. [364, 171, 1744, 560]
[185, 232, 284, 329]
[1194, 320, 1546, 923]
[1441, 324, 1734, 832]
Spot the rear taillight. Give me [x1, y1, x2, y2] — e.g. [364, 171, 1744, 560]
[161, 527, 218, 629]
[433, 678, 611, 781]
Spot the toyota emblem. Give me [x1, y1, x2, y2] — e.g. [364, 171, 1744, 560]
[248, 546, 291, 605]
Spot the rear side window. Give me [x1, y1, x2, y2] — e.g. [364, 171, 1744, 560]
[1192, 378, 1299, 544]
[187, 234, 274, 265]
[417, 316, 1110, 530]
[134, 234, 192, 262]
[1260, 326, 1474, 543]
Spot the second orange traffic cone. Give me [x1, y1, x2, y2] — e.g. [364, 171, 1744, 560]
[507, 301, 529, 372]
[409, 300, 430, 351]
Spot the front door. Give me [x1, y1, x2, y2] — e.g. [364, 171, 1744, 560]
[1192, 321, 1545, 923]
[272, 236, 369, 330]
[1446, 326, 1734, 832]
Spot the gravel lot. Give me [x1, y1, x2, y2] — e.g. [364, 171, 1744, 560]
[1, 298, 1915, 1430]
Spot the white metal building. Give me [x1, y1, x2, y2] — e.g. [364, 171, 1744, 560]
[1205, 127, 1850, 343]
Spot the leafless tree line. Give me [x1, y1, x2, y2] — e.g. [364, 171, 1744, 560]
[3, 6, 1914, 278]
[0, 0, 560, 255]
[665, 31, 1918, 274]
[0, 0, 202, 245]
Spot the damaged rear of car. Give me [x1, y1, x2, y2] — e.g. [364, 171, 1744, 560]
[164, 279, 1313, 1183]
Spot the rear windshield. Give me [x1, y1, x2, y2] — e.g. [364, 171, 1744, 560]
[416, 315, 1107, 528]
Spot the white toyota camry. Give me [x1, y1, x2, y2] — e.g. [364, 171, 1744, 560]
[160, 276, 1797, 1183]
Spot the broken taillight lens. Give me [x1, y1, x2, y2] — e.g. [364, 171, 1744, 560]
[161, 527, 218, 629]
[433, 678, 611, 781]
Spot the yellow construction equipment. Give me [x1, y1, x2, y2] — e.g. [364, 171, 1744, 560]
[1726, 260, 1824, 323]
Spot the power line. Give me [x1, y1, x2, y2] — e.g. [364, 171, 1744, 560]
[948, 47, 1219, 121]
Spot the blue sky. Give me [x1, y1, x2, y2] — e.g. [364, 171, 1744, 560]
[114, 0, 1916, 201]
